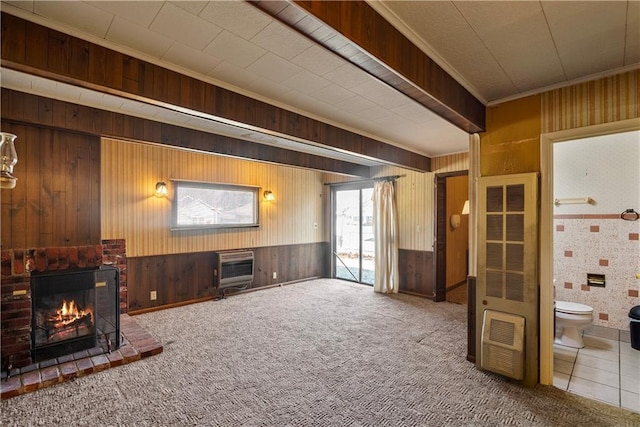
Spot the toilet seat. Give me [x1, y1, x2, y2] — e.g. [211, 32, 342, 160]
[556, 301, 592, 315]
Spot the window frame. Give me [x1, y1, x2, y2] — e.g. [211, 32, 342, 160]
[170, 180, 260, 230]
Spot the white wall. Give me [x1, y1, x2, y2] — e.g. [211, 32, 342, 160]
[553, 130, 640, 330]
[554, 130, 640, 214]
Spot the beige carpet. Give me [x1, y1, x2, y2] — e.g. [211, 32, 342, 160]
[2, 279, 638, 426]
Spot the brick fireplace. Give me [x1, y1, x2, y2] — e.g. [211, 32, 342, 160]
[1, 240, 127, 371]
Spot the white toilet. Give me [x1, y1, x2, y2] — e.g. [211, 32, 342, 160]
[555, 301, 594, 348]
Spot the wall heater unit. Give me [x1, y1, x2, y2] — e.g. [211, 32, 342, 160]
[214, 250, 254, 289]
[481, 310, 525, 380]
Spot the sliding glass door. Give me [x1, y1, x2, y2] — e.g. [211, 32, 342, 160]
[332, 185, 374, 285]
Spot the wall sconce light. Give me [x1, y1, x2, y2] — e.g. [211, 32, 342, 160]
[263, 190, 275, 201]
[155, 181, 168, 197]
[450, 200, 470, 229]
[0, 132, 18, 189]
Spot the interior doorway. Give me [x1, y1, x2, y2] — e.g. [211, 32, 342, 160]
[435, 172, 469, 302]
[332, 184, 375, 285]
[540, 118, 640, 386]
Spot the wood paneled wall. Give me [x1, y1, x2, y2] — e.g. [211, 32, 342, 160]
[398, 249, 434, 296]
[1, 12, 430, 172]
[541, 69, 639, 133]
[1, 89, 367, 177]
[0, 122, 100, 249]
[432, 152, 470, 173]
[371, 165, 434, 251]
[102, 138, 333, 257]
[127, 243, 328, 312]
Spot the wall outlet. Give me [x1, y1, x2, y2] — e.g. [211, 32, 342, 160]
[150, 290, 157, 301]
[272, 272, 277, 279]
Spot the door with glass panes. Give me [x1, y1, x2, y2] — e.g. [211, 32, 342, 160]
[476, 173, 539, 386]
[332, 185, 374, 285]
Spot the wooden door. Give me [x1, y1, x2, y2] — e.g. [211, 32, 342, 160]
[476, 173, 539, 386]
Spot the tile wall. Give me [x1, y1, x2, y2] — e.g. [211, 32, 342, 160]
[554, 216, 640, 330]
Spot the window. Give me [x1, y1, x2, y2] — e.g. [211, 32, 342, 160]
[171, 180, 259, 230]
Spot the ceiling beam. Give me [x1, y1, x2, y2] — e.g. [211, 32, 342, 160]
[0, 12, 431, 173]
[251, 0, 486, 133]
[1, 89, 371, 177]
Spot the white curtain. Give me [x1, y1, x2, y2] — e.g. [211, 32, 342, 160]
[373, 180, 399, 294]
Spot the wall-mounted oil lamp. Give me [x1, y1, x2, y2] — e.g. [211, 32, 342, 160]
[0, 132, 18, 189]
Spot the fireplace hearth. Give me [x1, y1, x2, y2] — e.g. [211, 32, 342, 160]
[2, 242, 128, 374]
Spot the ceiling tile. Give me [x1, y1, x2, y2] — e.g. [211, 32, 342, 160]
[4, 1, 34, 12]
[34, 1, 113, 39]
[384, 0, 515, 102]
[78, 91, 124, 112]
[355, 105, 395, 121]
[251, 22, 313, 60]
[91, 1, 163, 28]
[309, 84, 356, 105]
[281, 70, 331, 95]
[291, 45, 344, 76]
[24, 73, 56, 95]
[162, 42, 222, 76]
[169, 0, 208, 16]
[247, 77, 292, 103]
[120, 99, 160, 118]
[277, 91, 334, 120]
[150, 2, 222, 51]
[351, 79, 411, 109]
[392, 102, 441, 125]
[456, 1, 565, 92]
[208, 62, 259, 90]
[334, 95, 375, 114]
[543, 1, 627, 78]
[323, 64, 372, 89]
[199, 1, 272, 40]
[246, 53, 303, 83]
[625, 0, 640, 65]
[0, 68, 33, 91]
[203, 31, 266, 69]
[106, 16, 173, 58]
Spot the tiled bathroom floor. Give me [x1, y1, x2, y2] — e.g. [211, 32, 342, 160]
[553, 326, 640, 413]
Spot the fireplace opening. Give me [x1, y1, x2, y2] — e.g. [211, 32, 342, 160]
[31, 269, 97, 362]
[30, 266, 121, 363]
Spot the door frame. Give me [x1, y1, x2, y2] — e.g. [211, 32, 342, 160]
[434, 170, 469, 302]
[330, 181, 375, 284]
[539, 117, 640, 385]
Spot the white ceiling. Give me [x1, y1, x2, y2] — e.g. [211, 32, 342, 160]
[1, 1, 638, 166]
[372, 1, 640, 104]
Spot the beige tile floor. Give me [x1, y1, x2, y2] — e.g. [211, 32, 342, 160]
[553, 326, 640, 413]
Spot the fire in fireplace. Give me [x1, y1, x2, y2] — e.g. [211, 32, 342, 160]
[43, 298, 94, 341]
[31, 269, 97, 362]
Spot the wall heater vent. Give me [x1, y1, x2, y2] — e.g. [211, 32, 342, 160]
[215, 250, 254, 289]
[481, 310, 525, 380]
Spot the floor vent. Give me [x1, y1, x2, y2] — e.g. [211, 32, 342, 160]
[481, 310, 525, 380]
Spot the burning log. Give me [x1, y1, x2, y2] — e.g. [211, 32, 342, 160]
[42, 299, 95, 340]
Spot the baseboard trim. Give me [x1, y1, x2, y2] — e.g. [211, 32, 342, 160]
[128, 276, 324, 315]
[128, 296, 216, 316]
[399, 290, 435, 300]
